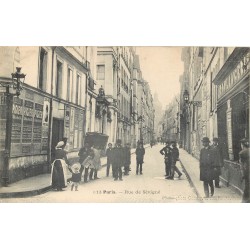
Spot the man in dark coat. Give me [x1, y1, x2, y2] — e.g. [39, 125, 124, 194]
[239, 138, 250, 203]
[200, 137, 215, 198]
[135, 142, 145, 175]
[211, 137, 224, 188]
[106, 143, 114, 177]
[112, 139, 124, 181]
[168, 140, 182, 179]
[160, 141, 172, 177]
[123, 143, 131, 176]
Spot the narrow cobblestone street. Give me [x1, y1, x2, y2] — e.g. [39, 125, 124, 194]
[1, 145, 199, 203]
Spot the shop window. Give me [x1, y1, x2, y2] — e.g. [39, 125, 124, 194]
[67, 68, 73, 101]
[56, 60, 63, 97]
[76, 74, 81, 105]
[39, 48, 47, 91]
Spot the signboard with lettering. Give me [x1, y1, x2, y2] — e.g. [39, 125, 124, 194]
[10, 89, 49, 156]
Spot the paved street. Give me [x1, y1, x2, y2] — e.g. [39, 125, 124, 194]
[1, 145, 199, 203]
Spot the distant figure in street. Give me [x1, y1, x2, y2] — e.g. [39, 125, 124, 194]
[112, 139, 124, 181]
[150, 140, 154, 148]
[124, 143, 131, 176]
[160, 141, 172, 177]
[106, 143, 114, 177]
[211, 137, 224, 188]
[50, 141, 69, 191]
[69, 163, 81, 191]
[78, 142, 92, 182]
[135, 142, 145, 175]
[167, 140, 182, 179]
[199, 137, 215, 198]
[239, 138, 250, 203]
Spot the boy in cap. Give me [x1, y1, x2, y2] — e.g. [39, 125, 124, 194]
[199, 137, 215, 198]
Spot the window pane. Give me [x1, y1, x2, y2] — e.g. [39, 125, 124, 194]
[97, 65, 105, 80]
[39, 48, 47, 90]
[56, 60, 63, 97]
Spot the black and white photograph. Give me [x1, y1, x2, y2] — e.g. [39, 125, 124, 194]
[0, 46, 249, 203]
[1, 2, 250, 250]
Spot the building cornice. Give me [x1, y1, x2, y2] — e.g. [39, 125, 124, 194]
[213, 47, 250, 85]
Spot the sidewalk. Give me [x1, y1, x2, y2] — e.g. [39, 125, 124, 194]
[179, 148, 242, 203]
[0, 144, 150, 199]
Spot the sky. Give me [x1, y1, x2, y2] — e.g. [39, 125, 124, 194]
[136, 47, 184, 108]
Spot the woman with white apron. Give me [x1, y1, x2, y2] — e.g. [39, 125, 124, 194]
[50, 141, 69, 191]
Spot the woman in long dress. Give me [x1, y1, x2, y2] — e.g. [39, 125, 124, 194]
[51, 141, 69, 191]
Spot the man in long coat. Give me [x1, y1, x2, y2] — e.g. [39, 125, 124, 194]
[200, 137, 215, 198]
[160, 141, 172, 177]
[239, 138, 250, 203]
[211, 137, 224, 188]
[112, 139, 124, 181]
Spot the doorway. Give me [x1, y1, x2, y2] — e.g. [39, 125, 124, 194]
[51, 118, 64, 161]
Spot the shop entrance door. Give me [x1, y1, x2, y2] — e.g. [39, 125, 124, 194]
[51, 118, 64, 161]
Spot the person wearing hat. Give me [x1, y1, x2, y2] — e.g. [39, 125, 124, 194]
[211, 137, 224, 188]
[135, 142, 145, 175]
[112, 139, 124, 181]
[199, 137, 215, 198]
[123, 143, 131, 176]
[68, 162, 81, 191]
[160, 140, 172, 177]
[50, 141, 69, 191]
[167, 140, 182, 179]
[239, 138, 250, 203]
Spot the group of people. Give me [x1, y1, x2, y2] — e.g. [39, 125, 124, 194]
[106, 139, 146, 180]
[50, 138, 146, 191]
[160, 140, 182, 180]
[199, 136, 249, 202]
[50, 139, 102, 192]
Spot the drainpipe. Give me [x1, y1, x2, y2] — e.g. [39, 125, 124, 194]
[47, 46, 56, 165]
[84, 46, 88, 138]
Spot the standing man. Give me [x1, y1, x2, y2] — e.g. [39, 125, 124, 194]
[167, 140, 182, 179]
[160, 141, 172, 178]
[239, 138, 250, 203]
[106, 143, 114, 177]
[135, 142, 145, 175]
[211, 138, 224, 188]
[124, 143, 131, 176]
[200, 137, 215, 198]
[112, 139, 124, 181]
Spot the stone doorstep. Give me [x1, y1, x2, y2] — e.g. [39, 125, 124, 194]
[0, 144, 150, 199]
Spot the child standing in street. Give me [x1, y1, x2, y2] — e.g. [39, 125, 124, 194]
[69, 163, 81, 191]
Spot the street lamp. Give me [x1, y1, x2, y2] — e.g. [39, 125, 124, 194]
[2, 67, 26, 186]
[183, 89, 202, 107]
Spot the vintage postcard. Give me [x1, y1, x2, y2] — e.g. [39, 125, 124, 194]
[0, 46, 249, 203]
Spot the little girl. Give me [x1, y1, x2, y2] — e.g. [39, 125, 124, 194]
[69, 163, 81, 191]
